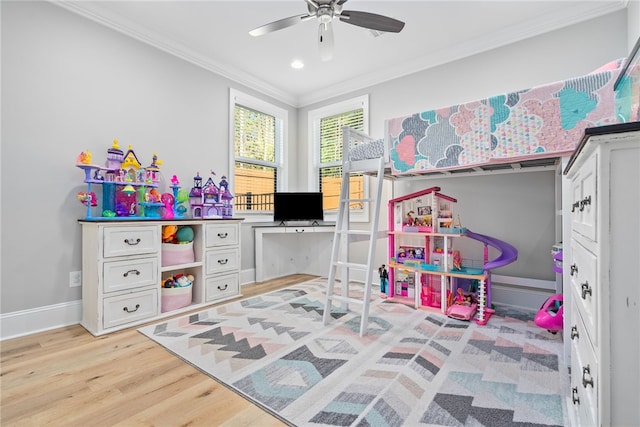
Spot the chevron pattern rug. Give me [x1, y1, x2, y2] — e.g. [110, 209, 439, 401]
[138, 279, 567, 426]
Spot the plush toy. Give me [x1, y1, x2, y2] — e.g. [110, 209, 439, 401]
[162, 273, 194, 288]
[176, 226, 194, 243]
[162, 225, 178, 243]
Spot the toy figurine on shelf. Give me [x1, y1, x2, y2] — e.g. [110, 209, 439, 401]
[452, 250, 463, 271]
[169, 175, 188, 219]
[405, 210, 415, 226]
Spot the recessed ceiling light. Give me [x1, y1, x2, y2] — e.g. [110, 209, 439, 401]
[291, 59, 304, 69]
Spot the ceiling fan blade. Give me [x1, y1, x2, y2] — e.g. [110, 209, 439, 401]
[339, 10, 405, 33]
[318, 21, 334, 62]
[249, 14, 313, 37]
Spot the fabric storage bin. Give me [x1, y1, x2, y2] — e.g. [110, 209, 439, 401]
[161, 242, 194, 266]
[161, 284, 192, 313]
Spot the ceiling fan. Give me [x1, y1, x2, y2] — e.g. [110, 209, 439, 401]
[249, 0, 405, 62]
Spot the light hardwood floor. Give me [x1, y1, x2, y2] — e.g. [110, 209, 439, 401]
[1, 274, 319, 427]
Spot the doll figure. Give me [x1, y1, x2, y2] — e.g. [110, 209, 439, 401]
[378, 264, 389, 296]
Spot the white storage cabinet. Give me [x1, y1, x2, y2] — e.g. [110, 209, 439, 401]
[80, 219, 242, 335]
[563, 123, 639, 426]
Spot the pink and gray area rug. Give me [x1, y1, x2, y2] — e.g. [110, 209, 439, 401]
[138, 279, 567, 426]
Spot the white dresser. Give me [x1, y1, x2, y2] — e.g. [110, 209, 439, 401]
[80, 219, 242, 335]
[563, 123, 640, 426]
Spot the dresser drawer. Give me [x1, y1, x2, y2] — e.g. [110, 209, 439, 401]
[569, 151, 597, 243]
[205, 272, 239, 302]
[205, 247, 240, 274]
[102, 256, 158, 293]
[569, 239, 598, 346]
[103, 288, 158, 329]
[103, 225, 160, 258]
[570, 318, 598, 427]
[205, 223, 239, 247]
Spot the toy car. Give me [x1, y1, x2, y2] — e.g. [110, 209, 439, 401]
[446, 302, 477, 321]
[534, 294, 563, 334]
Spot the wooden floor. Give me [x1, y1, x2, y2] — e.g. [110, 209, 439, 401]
[1, 274, 319, 427]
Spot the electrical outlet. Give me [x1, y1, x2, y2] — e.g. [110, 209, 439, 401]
[70, 271, 82, 288]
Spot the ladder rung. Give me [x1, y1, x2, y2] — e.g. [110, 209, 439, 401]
[327, 295, 365, 306]
[340, 198, 371, 203]
[335, 230, 370, 235]
[334, 261, 368, 270]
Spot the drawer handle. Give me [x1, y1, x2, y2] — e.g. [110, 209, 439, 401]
[571, 326, 579, 340]
[123, 304, 140, 313]
[570, 264, 578, 276]
[124, 238, 141, 246]
[579, 195, 591, 212]
[123, 269, 140, 277]
[581, 282, 592, 299]
[295, 229, 304, 233]
[571, 201, 580, 213]
[582, 365, 594, 388]
[571, 387, 580, 405]
[217, 232, 228, 238]
[217, 284, 228, 291]
[218, 258, 228, 265]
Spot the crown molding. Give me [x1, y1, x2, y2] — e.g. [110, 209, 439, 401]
[298, 0, 628, 106]
[53, 0, 627, 109]
[53, 1, 299, 107]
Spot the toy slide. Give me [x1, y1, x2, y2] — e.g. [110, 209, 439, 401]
[464, 229, 518, 308]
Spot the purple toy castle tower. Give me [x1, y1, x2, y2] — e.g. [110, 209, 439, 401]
[188, 171, 232, 218]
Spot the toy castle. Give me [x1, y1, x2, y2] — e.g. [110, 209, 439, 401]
[188, 171, 233, 218]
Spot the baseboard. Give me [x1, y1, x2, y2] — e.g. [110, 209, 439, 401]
[1, 268, 254, 340]
[491, 282, 554, 311]
[1, 272, 554, 340]
[1, 300, 83, 341]
[240, 268, 255, 286]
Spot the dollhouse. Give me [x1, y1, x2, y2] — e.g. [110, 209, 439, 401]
[386, 186, 517, 325]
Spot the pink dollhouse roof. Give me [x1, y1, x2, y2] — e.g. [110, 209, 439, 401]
[388, 186, 457, 205]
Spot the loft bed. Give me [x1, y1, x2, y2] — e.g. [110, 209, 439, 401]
[346, 59, 625, 176]
[340, 60, 627, 322]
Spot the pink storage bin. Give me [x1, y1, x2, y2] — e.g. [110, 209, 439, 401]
[161, 242, 195, 267]
[161, 284, 193, 313]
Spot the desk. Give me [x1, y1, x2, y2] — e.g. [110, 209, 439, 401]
[254, 225, 335, 282]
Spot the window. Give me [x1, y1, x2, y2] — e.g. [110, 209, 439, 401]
[230, 89, 287, 213]
[308, 95, 369, 221]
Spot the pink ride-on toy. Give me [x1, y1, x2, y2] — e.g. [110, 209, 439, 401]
[534, 294, 563, 334]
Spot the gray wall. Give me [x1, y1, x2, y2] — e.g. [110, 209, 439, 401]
[0, 0, 631, 319]
[0, 1, 297, 313]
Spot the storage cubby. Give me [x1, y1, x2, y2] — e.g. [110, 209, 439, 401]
[80, 218, 242, 336]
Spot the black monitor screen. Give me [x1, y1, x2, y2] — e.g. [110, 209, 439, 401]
[273, 192, 324, 223]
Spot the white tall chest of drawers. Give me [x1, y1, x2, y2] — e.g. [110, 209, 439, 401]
[80, 218, 242, 336]
[563, 123, 640, 426]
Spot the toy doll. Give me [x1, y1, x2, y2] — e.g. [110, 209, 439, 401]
[378, 264, 388, 296]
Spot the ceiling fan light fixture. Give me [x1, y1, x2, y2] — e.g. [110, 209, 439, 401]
[249, 0, 405, 60]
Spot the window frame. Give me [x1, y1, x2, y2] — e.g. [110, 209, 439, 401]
[308, 94, 370, 223]
[229, 88, 288, 221]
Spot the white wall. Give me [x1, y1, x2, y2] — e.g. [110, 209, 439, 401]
[0, 1, 296, 314]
